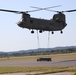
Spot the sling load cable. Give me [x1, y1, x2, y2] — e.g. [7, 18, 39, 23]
[37, 30, 40, 48]
[47, 31, 50, 48]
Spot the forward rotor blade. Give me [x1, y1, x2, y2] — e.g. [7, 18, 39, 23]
[0, 9, 25, 14]
[0, 8, 54, 14]
[25, 9, 44, 12]
[31, 6, 42, 9]
[0, 8, 48, 14]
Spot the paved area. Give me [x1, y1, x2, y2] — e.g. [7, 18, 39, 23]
[0, 58, 76, 67]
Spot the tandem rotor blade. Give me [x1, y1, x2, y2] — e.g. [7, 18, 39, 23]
[31, 5, 61, 11]
[41, 9, 76, 13]
[0, 8, 58, 14]
[0, 9, 25, 14]
[0, 9, 45, 14]
[62, 9, 76, 12]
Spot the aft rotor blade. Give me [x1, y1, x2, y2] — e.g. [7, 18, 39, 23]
[31, 5, 61, 10]
[43, 9, 59, 12]
[63, 9, 76, 12]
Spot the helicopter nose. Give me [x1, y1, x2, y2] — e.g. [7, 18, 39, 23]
[17, 21, 24, 28]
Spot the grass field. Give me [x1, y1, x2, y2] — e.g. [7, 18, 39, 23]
[0, 66, 76, 74]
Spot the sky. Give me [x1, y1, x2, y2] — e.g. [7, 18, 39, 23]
[0, 0, 76, 52]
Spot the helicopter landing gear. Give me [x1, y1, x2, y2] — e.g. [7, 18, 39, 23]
[60, 30, 63, 34]
[52, 31, 54, 34]
[31, 30, 34, 34]
[39, 30, 42, 33]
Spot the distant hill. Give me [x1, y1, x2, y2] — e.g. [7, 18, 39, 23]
[14, 46, 76, 53]
[0, 46, 76, 57]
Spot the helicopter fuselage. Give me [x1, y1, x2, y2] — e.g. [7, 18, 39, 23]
[17, 13, 67, 33]
[18, 18, 66, 31]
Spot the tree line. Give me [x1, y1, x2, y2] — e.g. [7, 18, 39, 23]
[0, 48, 76, 58]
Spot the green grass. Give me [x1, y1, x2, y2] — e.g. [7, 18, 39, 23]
[73, 72, 76, 75]
[0, 56, 36, 61]
[0, 66, 76, 74]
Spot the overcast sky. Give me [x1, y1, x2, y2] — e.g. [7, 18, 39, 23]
[0, 0, 76, 52]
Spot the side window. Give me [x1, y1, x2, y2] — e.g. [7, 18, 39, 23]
[30, 20, 33, 23]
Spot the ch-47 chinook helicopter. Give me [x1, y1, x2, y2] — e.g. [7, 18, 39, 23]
[0, 5, 76, 34]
